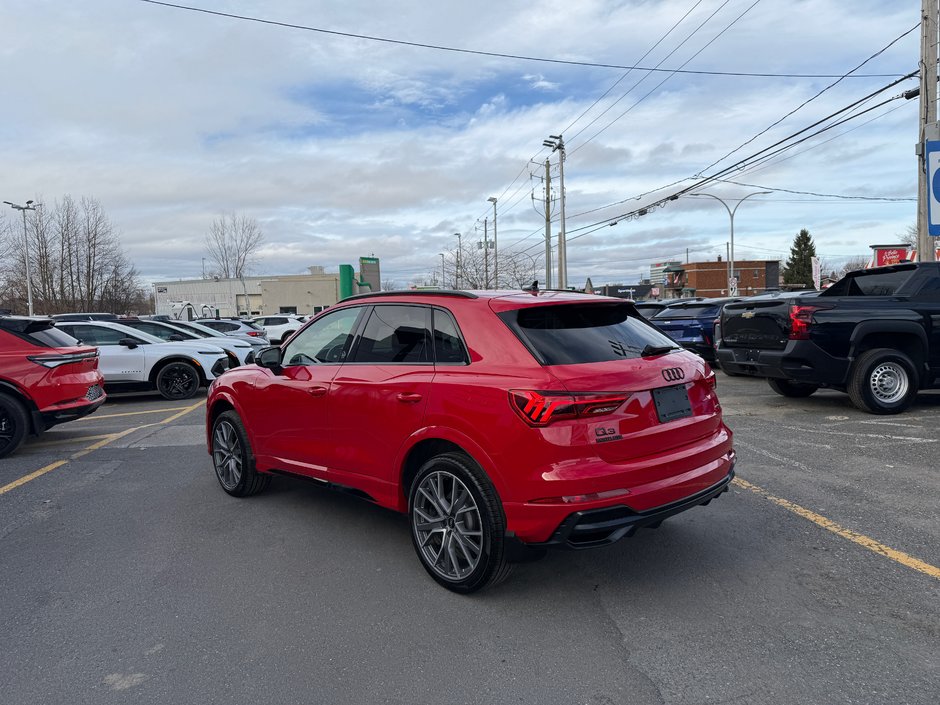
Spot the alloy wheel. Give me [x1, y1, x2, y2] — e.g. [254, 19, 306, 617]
[212, 419, 243, 490]
[412, 470, 483, 581]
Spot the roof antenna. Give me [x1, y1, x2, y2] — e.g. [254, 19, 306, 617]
[522, 280, 539, 295]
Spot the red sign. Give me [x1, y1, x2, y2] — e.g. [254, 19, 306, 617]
[873, 247, 906, 267]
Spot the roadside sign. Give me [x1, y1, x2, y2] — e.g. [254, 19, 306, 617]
[811, 257, 821, 290]
[927, 140, 940, 236]
[729, 277, 738, 296]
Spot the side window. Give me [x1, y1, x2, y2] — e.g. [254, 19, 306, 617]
[282, 307, 363, 366]
[913, 277, 940, 302]
[433, 309, 469, 364]
[350, 305, 431, 364]
[78, 326, 128, 346]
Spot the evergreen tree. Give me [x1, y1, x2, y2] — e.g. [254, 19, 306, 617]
[783, 228, 817, 287]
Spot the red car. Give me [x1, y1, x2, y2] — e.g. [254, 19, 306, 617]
[0, 316, 106, 458]
[206, 289, 735, 592]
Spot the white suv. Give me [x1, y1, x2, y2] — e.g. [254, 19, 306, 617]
[250, 315, 307, 344]
[54, 321, 229, 400]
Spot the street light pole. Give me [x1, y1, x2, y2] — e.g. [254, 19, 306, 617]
[3, 199, 40, 315]
[692, 191, 769, 295]
[453, 233, 462, 289]
[439, 253, 445, 288]
[487, 196, 498, 289]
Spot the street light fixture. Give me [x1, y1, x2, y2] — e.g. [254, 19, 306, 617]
[487, 196, 498, 289]
[690, 191, 770, 295]
[3, 199, 41, 315]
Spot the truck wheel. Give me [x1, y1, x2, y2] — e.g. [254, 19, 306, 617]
[0, 393, 29, 459]
[409, 452, 512, 594]
[768, 378, 819, 398]
[848, 348, 918, 415]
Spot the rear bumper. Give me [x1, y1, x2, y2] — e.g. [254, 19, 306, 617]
[35, 392, 106, 433]
[716, 340, 849, 384]
[505, 466, 734, 559]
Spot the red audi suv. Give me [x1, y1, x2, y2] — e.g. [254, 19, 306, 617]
[0, 316, 106, 458]
[206, 289, 735, 592]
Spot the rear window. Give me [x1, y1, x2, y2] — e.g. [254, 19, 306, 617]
[822, 268, 914, 297]
[652, 304, 720, 319]
[29, 326, 81, 348]
[499, 303, 677, 365]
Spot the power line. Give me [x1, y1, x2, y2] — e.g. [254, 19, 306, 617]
[137, 1, 911, 79]
[696, 23, 919, 175]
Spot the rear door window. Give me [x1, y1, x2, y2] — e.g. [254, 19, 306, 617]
[28, 326, 81, 348]
[349, 305, 431, 364]
[499, 303, 678, 365]
[432, 309, 468, 364]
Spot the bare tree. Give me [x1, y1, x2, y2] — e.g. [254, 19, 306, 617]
[0, 195, 145, 314]
[205, 213, 265, 278]
[898, 223, 917, 248]
[445, 239, 539, 290]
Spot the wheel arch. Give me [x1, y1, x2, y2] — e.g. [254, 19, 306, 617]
[849, 322, 927, 382]
[148, 355, 209, 386]
[0, 380, 41, 435]
[397, 429, 506, 513]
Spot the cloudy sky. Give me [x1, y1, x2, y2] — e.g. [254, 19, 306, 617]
[0, 0, 922, 289]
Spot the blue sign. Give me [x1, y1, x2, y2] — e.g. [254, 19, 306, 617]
[928, 140, 940, 236]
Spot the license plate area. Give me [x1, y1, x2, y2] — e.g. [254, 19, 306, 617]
[652, 384, 692, 423]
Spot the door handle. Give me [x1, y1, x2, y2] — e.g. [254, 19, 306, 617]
[308, 385, 329, 397]
[397, 392, 423, 403]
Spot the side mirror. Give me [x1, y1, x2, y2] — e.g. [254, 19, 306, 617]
[256, 346, 283, 372]
[119, 338, 139, 349]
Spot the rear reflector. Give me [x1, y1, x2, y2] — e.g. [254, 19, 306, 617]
[509, 390, 628, 427]
[530, 488, 631, 505]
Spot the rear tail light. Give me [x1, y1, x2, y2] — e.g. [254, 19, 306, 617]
[28, 350, 98, 368]
[509, 390, 628, 427]
[246, 331, 263, 337]
[703, 363, 717, 390]
[788, 304, 831, 340]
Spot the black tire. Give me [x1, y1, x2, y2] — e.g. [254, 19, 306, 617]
[155, 361, 200, 400]
[847, 348, 918, 415]
[0, 393, 29, 459]
[768, 378, 820, 398]
[409, 452, 512, 594]
[210, 410, 270, 496]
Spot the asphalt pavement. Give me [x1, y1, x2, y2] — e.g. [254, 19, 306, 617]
[0, 379, 937, 705]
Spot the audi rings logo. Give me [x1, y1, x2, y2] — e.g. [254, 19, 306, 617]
[662, 367, 685, 382]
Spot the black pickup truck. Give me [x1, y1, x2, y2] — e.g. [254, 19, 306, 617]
[716, 263, 940, 414]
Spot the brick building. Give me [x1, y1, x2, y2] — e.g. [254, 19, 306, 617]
[661, 258, 780, 299]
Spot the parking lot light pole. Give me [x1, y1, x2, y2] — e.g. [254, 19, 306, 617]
[691, 191, 769, 295]
[3, 200, 40, 315]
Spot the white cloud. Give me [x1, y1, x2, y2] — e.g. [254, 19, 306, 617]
[0, 0, 921, 288]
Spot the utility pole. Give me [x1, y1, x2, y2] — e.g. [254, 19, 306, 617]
[453, 232, 462, 289]
[543, 135, 567, 289]
[488, 197, 498, 289]
[918, 0, 938, 261]
[3, 200, 40, 315]
[483, 217, 490, 289]
[544, 159, 553, 288]
[439, 253, 445, 287]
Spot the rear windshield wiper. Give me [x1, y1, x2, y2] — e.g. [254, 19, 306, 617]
[641, 344, 679, 357]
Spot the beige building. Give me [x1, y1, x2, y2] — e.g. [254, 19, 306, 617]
[153, 266, 345, 319]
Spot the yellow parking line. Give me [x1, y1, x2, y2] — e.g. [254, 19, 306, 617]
[733, 477, 940, 581]
[74, 406, 190, 421]
[27, 434, 116, 449]
[0, 400, 205, 496]
[0, 460, 69, 496]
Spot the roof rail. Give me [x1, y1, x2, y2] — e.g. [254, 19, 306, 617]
[341, 290, 480, 302]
